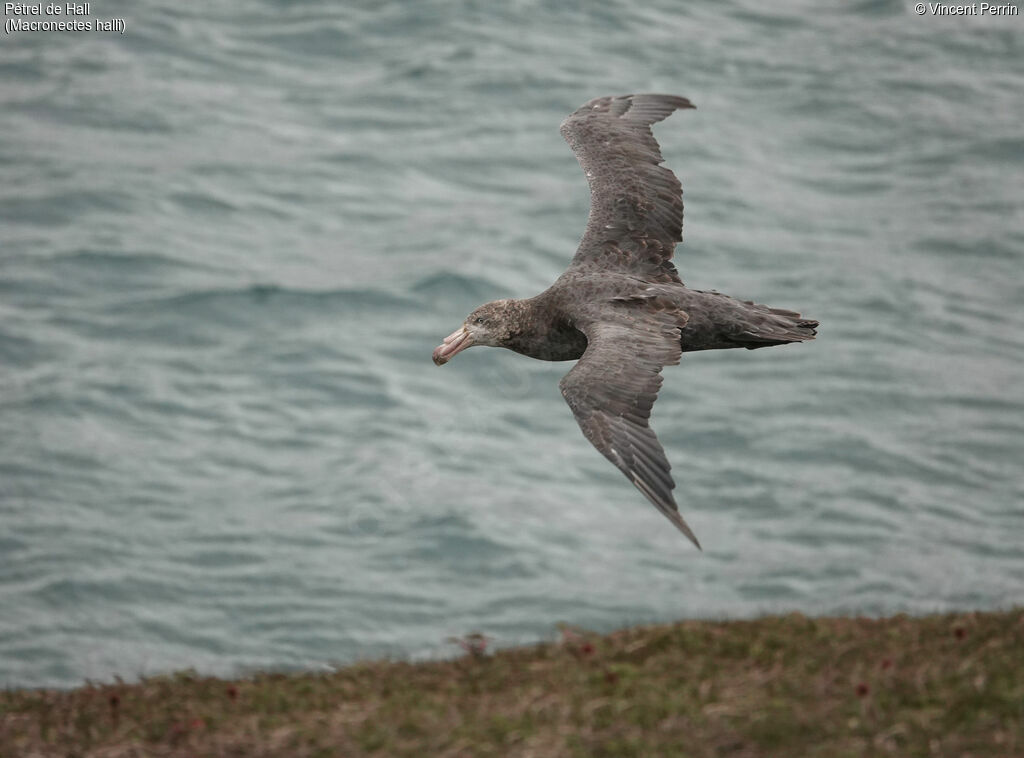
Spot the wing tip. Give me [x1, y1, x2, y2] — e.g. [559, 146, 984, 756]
[671, 512, 703, 551]
[658, 500, 702, 549]
[631, 473, 703, 550]
[565, 94, 697, 128]
[628, 93, 697, 115]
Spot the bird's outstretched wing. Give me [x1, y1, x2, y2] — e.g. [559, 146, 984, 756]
[560, 94, 694, 283]
[558, 304, 700, 548]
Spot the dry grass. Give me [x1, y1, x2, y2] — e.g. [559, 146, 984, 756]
[1, 609, 1021, 757]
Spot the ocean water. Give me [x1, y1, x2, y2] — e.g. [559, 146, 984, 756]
[1, 0, 1022, 689]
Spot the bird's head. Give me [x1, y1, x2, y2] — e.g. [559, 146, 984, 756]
[432, 299, 518, 366]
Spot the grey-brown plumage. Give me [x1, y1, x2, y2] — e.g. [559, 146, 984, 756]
[433, 94, 818, 549]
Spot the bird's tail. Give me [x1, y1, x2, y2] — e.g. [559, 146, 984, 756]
[737, 305, 819, 349]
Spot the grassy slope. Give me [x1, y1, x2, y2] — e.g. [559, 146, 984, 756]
[1, 609, 1021, 757]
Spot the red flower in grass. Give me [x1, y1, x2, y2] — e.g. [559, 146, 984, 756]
[881, 659, 893, 670]
[226, 685, 238, 700]
[855, 682, 869, 698]
[953, 627, 966, 640]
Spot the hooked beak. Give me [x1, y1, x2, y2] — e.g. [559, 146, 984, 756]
[432, 326, 473, 366]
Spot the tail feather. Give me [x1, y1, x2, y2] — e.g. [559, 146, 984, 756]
[736, 302, 818, 349]
[677, 290, 819, 353]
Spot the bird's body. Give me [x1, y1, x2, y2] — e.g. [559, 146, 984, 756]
[433, 94, 818, 548]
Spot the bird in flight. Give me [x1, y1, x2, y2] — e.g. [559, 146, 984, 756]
[432, 94, 817, 549]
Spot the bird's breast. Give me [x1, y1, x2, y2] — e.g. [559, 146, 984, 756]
[506, 323, 587, 362]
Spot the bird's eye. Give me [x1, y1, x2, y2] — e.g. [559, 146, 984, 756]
[475, 317, 486, 325]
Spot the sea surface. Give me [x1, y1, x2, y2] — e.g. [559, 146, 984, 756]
[1, 0, 1022, 689]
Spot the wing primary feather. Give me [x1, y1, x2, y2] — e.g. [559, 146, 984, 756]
[630, 474, 702, 550]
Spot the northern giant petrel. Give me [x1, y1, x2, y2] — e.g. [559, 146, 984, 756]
[432, 94, 818, 549]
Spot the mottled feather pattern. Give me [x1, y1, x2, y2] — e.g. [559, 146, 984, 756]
[561, 94, 694, 282]
[559, 305, 701, 547]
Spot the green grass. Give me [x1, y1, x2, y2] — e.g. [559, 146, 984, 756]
[1, 609, 1021, 757]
